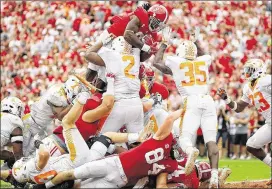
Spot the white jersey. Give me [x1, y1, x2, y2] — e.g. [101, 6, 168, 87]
[165, 55, 212, 97]
[98, 47, 141, 100]
[26, 154, 73, 184]
[30, 84, 69, 127]
[241, 74, 271, 125]
[1, 112, 24, 147]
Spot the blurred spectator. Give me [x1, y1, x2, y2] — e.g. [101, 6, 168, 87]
[230, 108, 251, 160]
[0, 1, 271, 139]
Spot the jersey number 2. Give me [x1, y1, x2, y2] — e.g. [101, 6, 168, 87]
[122, 55, 136, 79]
[249, 91, 270, 112]
[180, 61, 207, 86]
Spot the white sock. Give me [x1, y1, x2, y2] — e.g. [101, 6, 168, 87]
[263, 154, 272, 167]
[107, 144, 116, 154]
[211, 169, 218, 176]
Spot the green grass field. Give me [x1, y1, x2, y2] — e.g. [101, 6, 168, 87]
[0, 159, 270, 188]
[218, 159, 271, 182]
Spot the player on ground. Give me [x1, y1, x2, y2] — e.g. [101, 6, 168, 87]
[43, 109, 184, 188]
[22, 76, 85, 157]
[1, 97, 25, 167]
[8, 90, 93, 185]
[217, 59, 271, 168]
[40, 73, 110, 158]
[159, 161, 231, 188]
[153, 27, 219, 188]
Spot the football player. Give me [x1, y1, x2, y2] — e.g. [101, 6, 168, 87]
[43, 109, 184, 188]
[153, 28, 219, 188]
[217, 59, 271, 168]
[1, 97, 25, 167]
[86, 3, 169, 83]
[159, 159, 231, 188]
[85, 36, 145, 134]
[102, 4, 169, 54]
[22, 76, 84, 157]
[8, 90, 93, 185]
[40, 74, 110, 158]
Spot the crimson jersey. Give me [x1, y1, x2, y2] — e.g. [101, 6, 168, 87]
[119, 133, 178, 181]
[53, 93, 103, 142]
[139, 81, 169, 100]
[167, 158, 200, 188]
[107, 7, 158, 41]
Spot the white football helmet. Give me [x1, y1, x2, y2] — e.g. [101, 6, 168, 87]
[1, 97, 25, 118]
[176, 40, 197, 60]
[12, 157, 31, 183]
[243, 59, 265, 81]
[111, 36, 132, 54]
[64, 76, 82, 104]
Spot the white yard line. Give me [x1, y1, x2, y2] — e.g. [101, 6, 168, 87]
[226, 179, 269, 184]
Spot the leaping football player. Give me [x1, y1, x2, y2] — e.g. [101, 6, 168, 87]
[153, 27, 220, 188]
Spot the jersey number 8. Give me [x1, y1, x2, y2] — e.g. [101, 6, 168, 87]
[145, 148, 164, 164]
[180, 61, 207, 86]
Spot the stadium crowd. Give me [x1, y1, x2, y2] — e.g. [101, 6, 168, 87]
[1, 1, 271, 159]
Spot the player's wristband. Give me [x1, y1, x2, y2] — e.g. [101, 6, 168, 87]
[128, 133, 139, 144]
[225, 97, 232, 104]
[45, 181, 55, 188]
[141, 44, 151, 52]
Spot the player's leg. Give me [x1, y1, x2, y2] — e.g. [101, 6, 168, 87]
[82, 95, 114, 123]
[179, 97, 201, 175]
[246, 123, 271, 167]
[125, 98, 144, 134]
[78, 156, 127, 188]
[62, 92, 91, 166]
[201, 104, 219, 188]
[100, 101, 126, 133]
[47, 158, 107, 188]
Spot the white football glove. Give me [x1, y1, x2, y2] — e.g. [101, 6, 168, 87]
[76, 91, 91, 105]
[162, 26, 172, 45]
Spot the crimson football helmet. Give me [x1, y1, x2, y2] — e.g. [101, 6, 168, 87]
[195, 161, 212, 182]
[148, 4, 169, 32]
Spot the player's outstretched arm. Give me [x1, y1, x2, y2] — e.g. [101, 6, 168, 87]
[82, 95, 114, 123]
[84, 42, 105, 67]
[217, 88, 249, 113]
[124, 16, 144, 49]
[153, 44, 173, 75]
[36, 144, 50, 171]
[154, 109, 182, 140]
[82, 75, 115, 123]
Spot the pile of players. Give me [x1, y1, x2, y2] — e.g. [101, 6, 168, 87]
[1, 3, 271, 189]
